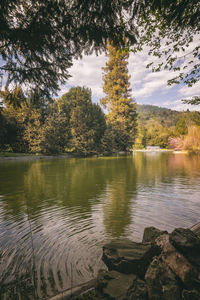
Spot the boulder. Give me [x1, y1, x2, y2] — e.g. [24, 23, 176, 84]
[102, 239, 160, 278]
[169, 228, 200, 268]
[156, 234, 198, 289]
[145, 257, 181, 300]
[142, 227, 167, 243]
[96, 270, 144, 300]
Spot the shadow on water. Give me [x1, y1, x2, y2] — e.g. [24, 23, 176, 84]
[0, 153, 200, 298]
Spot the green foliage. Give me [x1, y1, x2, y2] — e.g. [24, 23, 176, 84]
[0, 87, 26, 108]
[136, 104, 200, 149]
[182, 96, 200, 106]
[175, 118, 187, 135]
[0, 85, 107, 155]
[0, 0, 136, 96]
[101, 43, 137, 151]
[23, 109, 44, 153]
[65, 87, 106, 155]
[133, 0, 200, 87]
[41, 112, 70, 154]
[0, 103, 28, 152]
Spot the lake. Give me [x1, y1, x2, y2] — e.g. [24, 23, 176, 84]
[0, 152, 200, 299]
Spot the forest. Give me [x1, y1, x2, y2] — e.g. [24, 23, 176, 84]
[0, 42, 200, 156]
[0, 86, 200, 156]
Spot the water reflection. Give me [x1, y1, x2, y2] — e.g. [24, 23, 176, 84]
[102, 158, 137, 237]
[0, 153, 200, 299]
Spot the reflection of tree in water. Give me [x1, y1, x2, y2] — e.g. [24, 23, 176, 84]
[133, 152, 200, 187]
[132, 152, 170, 186]
[23, 158, 112, 215]
[168, 153, 200, 179]
[0, 157, 138, 234]
[102, 157, 137, 238]
[0, 161, 31, 219]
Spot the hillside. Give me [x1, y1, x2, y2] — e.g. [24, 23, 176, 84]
[135, 104, 200, 149]
[137, 105, 181, 127]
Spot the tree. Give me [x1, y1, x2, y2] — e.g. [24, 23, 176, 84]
[1, 0, 199, 101]
[175, 118, 188, 135]
[0, 91, 29, 152]
[60, 87, 106, 155]
[101, 43, 137, 151]
[0, 0, 136, 97]
[23, 109, 44, 153]
[182, 96, 200, 106]
[40, 111, 70, 154]
[133, 0, 200, 88]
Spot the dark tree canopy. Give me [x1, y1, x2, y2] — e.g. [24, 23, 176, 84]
[0, 0, 199, 98]
[0, 0, 137, 97]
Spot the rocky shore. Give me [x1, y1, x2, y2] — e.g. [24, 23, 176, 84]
[73, 223, 200, 300]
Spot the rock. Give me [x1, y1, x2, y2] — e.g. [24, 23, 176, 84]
[182, 289, 200, 300]
[127, 278, 148, 300]
[102, 239, 160, 278]
[190, 222, 200, 238]
[169, 228, 200, 268]
[145, 257, 181, 300]
[96, 270, 139, 300]
[142, 227, 167, 243]
[156, 234, 198, 289]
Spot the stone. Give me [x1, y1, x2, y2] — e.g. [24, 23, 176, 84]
[156, 234, 198, 289]
[102, 239, 160, 278]
[182, 289, 200, 300]
[191, 222, 200, 238]
[127, 278, 148, 300]
[142, 227, 167, 243]
[96, 270, 138, 300]
[145, 257, 181, 300]
[169, 228, 200, 268]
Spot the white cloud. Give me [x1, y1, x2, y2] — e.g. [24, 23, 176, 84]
[127, 44, 183, 99]
[67, 54, 106, 98]
[178, 81, 200, 97]
[162, 98, 200, 112]
[57, 35, 200, 111]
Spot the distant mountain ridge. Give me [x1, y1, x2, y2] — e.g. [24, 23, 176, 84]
[137, 104, 198, 127]
[137, 104, 181, 126]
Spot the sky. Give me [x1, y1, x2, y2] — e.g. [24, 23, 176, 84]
[59, 36, 200, 112]
[1, 36, 199, 112]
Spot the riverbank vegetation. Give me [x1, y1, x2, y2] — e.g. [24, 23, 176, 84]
[135, 105, 200, 151]
[1, 87, 200, 156]
[0, 45, 199, 155]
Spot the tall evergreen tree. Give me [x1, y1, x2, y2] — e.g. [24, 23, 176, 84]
[101, 43, 137, 151]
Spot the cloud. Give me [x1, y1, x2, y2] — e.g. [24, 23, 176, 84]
[57, 35, 200, 111]
[67, 54, 106, 98]
[178, 81, 200, 98]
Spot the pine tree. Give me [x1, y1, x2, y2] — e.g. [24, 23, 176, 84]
[101, 42, 137, 151]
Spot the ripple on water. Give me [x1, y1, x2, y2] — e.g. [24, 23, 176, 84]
[0, 154, 200, 299]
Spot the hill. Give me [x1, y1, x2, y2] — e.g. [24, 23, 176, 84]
[135, 104, 200, 149]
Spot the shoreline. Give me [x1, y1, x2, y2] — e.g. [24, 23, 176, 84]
[0, 150, 197, 161]
[0, 154, 73, 161]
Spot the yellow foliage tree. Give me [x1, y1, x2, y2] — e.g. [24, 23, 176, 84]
[101, 43, 137, 151]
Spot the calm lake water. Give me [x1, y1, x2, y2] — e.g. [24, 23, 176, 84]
[0, 152, 200, 299]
